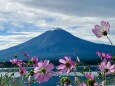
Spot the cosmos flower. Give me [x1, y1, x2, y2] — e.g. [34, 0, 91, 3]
[93, 82, 98, 86]
[64, 83, 67, 86]
[10, 59, 18, 64]
[10, 59, 25, 67]
[85, 72, 94, 80]
[22, 51, 30, 58]
[16, 60, 25, 67]
[98, 61, 115, 74]
[19, 67, 28, 76]
[34, 60, 54, 84]
[96, 51, 112, 60]
[57, 56, 75, 74]
[79, 83, 87, 86]
[92, 21, 110, 38]
[31, 56, 38, 67]
[85, 73, 99, 86]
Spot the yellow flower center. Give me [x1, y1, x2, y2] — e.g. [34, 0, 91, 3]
[40, 68, 46, 73]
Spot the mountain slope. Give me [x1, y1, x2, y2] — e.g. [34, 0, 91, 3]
[0, 28, 114, 63]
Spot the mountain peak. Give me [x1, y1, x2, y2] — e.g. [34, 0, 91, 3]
[42, 28, 78, 42]
[53, 28, 64, 31]
[48, 28, 65, 32]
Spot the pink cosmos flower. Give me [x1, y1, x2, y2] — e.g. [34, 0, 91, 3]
[31, 56, 38, 67]
[16, 60, 25, 67]
[19, 67, 28, 76]
[85, 73, 98, 86]
[64, 83, 67, 86]
[22, 51, 30, 58]
[79, 82, 98, 86]
[79, 83, 87, 86]
[10, 59, 25, 67]
[57, 56, 75, 74]
[96, 51, 112, 60]
[98, 61, 115, 74]
[10, 59, 18, 64]
[85, 72, 94, 80]
[34, 60, 54, 84]
[92, 21, 110, 38]
[93, 82, 98, 86]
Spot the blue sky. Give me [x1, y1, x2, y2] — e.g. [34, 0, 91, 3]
[0, 0, 115, 50]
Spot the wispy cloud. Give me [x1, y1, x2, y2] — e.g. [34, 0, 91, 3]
[13, 0, 115, 17]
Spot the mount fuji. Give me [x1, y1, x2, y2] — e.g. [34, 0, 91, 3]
[0, 28, 114, 64]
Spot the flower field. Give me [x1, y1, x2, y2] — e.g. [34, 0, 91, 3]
[0, 21, 115, 86]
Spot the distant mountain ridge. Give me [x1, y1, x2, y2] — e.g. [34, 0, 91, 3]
[0, 28, 114, 64]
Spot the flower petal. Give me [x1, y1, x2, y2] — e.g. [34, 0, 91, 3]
[67, 68, 71, 74]
[44, 60, 49, 67]
[101, 21, 107, 30]
[61, 67, 68, 73]
[92, 29, 103, 38]
[96, 51, 102, 57]
[46, 63, 54, 72]
[59, 59, 66, 64]
[94, 25, 103, 32]
[109, 65, 115, 70]
[56, 64, 65, 70]
[43, 74, 49, 82]
[64, 56, 69, 61]
[106, 21, 110, 31]
[107, 61, 111, 68]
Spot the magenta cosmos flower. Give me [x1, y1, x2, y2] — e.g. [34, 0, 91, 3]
[98, 61, 115, 74]
[96, 51, 112, 60]
[57, 56, 75, 74]
[92, 21, 110, 38]
[85, 73, 98, 86]
[10, 59, 18, 64]
[10, 59, 25, 67]
[19, 67, 28, 76]
[85, 73, 94, 80]
[34, 60, 54, 84]
[16, 60, 25, 67]
[79, 82, 98, 86]
[22, 51, 30, 58]
[79, 83, 87, 86]
[31, 56, 38, 67]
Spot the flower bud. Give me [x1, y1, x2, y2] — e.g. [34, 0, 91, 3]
[87, 79, 95, 86]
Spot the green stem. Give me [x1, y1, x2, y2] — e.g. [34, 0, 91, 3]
[73, 71, 81, 84]
[104, 73, 106, 86]
[112, 74, 115, 86]
[106, 35, 114, 56]
[21, 77, 24, 85]
[102, 72, 106, 86]
[106, 35, 113, 45]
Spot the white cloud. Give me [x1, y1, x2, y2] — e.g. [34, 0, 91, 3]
[0, 31, 42, 50]
[12, 0, 115, 17]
